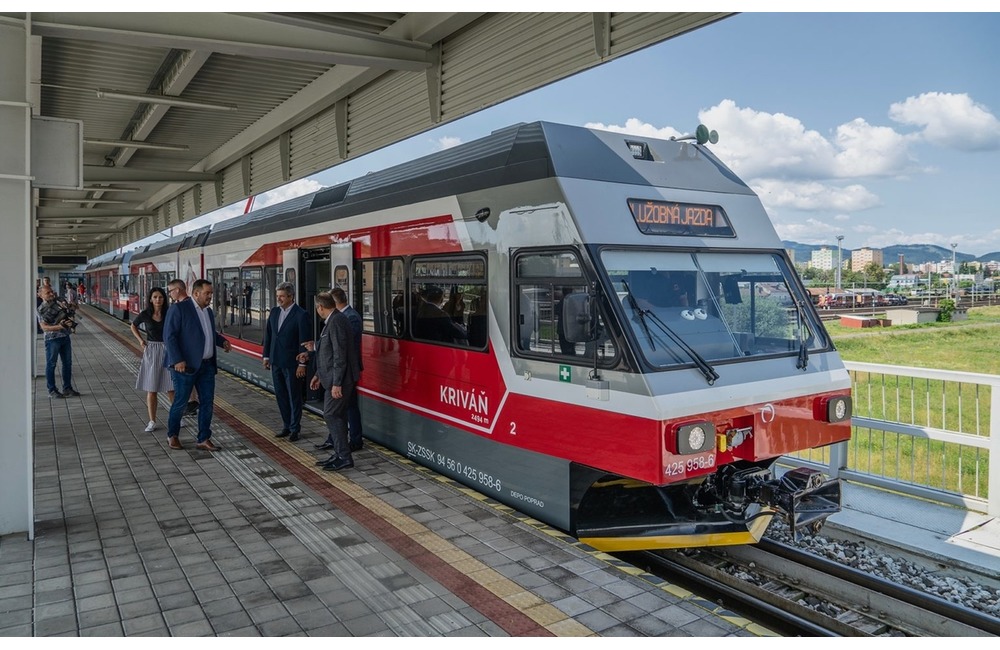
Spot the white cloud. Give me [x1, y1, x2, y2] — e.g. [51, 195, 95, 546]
[773, 218, 845, 244]
[700, 100, 916, 181]
[171, 178, 325, 236]
[254, 178, 324, 209]
[830, 118, 915, 177]
[751, 180, 880, 212]
[584, 118, 683, 141]
[699, 100, 835, 179]
[434, 136, 463, 150]
[889, 92, 1000, 151]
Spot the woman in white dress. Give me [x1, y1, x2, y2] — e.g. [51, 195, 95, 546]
[130, 287, 175, 432]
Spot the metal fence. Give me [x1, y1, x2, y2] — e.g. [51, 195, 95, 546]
[786, 361, 1000, 516]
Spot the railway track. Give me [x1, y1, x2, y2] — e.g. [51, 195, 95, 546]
[622, 539, 1000, 637]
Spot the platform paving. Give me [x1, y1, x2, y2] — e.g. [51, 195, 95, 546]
[1, 305, 761, 637]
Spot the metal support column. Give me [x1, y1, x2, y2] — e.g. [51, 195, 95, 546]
[0, 17, 34, 537]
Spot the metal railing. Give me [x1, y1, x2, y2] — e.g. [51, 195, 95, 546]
[787, 361, 1000, 516]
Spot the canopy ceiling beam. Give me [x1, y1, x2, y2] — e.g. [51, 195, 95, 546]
[30, 12, 432, 70]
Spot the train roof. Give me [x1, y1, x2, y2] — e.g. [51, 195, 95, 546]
[131, 225, 213, 262]
[209, 193, 316, 236]
[206, 121, 754, 246]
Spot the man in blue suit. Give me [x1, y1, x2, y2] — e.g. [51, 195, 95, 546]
[163, 278, 232, 451]
[263, 281, 311, 442]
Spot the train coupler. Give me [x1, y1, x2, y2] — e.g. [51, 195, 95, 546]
[770, 467, 842, 540]
[711, 464, 842, 541]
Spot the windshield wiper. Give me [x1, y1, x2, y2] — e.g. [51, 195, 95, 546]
[792, 298, 810, 370]
[622, 280, 656, 349]
[642, 309, 721, 385]
[622, 281, 719, 385]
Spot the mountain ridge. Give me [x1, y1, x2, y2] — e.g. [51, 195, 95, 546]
[782, 241, 1000, 266]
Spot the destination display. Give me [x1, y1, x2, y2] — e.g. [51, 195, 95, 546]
[627, 198, 734, 237]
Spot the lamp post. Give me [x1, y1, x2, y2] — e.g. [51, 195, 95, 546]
[835, 235, 844, 290]
[951, 243, 958, 299]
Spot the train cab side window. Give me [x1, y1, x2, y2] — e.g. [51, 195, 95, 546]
[408, 255, 488, 350]
[514, 250, 617, 362]
[361, 258, 404, 337]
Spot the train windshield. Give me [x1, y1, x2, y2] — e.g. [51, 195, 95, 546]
[601, 250, 828, 368]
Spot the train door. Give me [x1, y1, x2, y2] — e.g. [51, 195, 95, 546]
[302, 247, 331, 403]
[302, 247, 331, 338]
[108, 270, 117, 315]
[301, 243, 353, 402]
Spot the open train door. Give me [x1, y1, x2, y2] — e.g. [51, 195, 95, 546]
[302, 242, 353, 403]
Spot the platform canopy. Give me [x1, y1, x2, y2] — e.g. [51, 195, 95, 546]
[8, 11, 731, 263]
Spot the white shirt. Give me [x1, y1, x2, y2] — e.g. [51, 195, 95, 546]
[277, 303, 293, 331]
[194, 301, 214, 359]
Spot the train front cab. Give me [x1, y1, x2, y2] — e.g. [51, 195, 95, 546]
[544, 245, 853, 551]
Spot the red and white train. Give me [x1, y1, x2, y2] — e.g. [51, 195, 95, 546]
[89, 122, 853, 551]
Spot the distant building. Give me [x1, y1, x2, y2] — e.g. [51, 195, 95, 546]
[886, 274, 921, 290]
[810, 247, 834, 270]
[851, 247, 883, 271]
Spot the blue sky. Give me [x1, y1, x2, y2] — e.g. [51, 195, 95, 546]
[162, 12, 1000, 257]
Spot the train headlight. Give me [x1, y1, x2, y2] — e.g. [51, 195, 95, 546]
[676, 422, 715, 455]
[817, 395, 852, 423]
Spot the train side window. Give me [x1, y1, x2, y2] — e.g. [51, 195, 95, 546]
[409, 255, 488, 351]
[513, 250, 617, 362]
[263, 265, 280, 316]
[220, 268, 239, 333]
[207, 268, 226, 332]
[239, 267, 263, 344]
[360, 258, 404, 337]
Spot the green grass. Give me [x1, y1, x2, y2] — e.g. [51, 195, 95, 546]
[819, 306, 1000, 500]
[828, 306, 1000, 374]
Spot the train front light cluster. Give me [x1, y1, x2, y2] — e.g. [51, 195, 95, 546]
[676, 422, 715, 455]
[817, 395, 852, 423]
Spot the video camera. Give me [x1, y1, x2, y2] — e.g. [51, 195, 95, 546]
[53, 300, 79, 333]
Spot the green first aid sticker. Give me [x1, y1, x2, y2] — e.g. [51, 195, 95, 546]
[558, 365, 571, 382]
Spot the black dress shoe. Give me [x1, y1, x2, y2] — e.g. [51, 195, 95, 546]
[288, 432, 300, 442]
[275, 429, 290, 438]
[322, 457, 354, 471]
[349, 441, 363, 452]
[313, 442, 334, 450]
[315, 455, 336, 466]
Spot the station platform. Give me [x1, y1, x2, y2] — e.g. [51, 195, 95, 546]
[3, 305, 762, 637]
[828, 481, 1000, 585]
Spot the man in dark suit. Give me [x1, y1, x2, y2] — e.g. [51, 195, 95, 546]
[309, 291, 360, 471]
[163, 278, 232, 451]
[263, 281, 311, 442]
[332, 287, 364, 451]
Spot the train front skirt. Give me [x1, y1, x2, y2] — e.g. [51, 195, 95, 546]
[572, 464, 842, 551]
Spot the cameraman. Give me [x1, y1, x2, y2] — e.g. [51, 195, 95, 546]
[36, 284, 81, 398]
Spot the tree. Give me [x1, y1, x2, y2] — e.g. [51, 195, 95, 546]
[863, 262, 887, 286]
